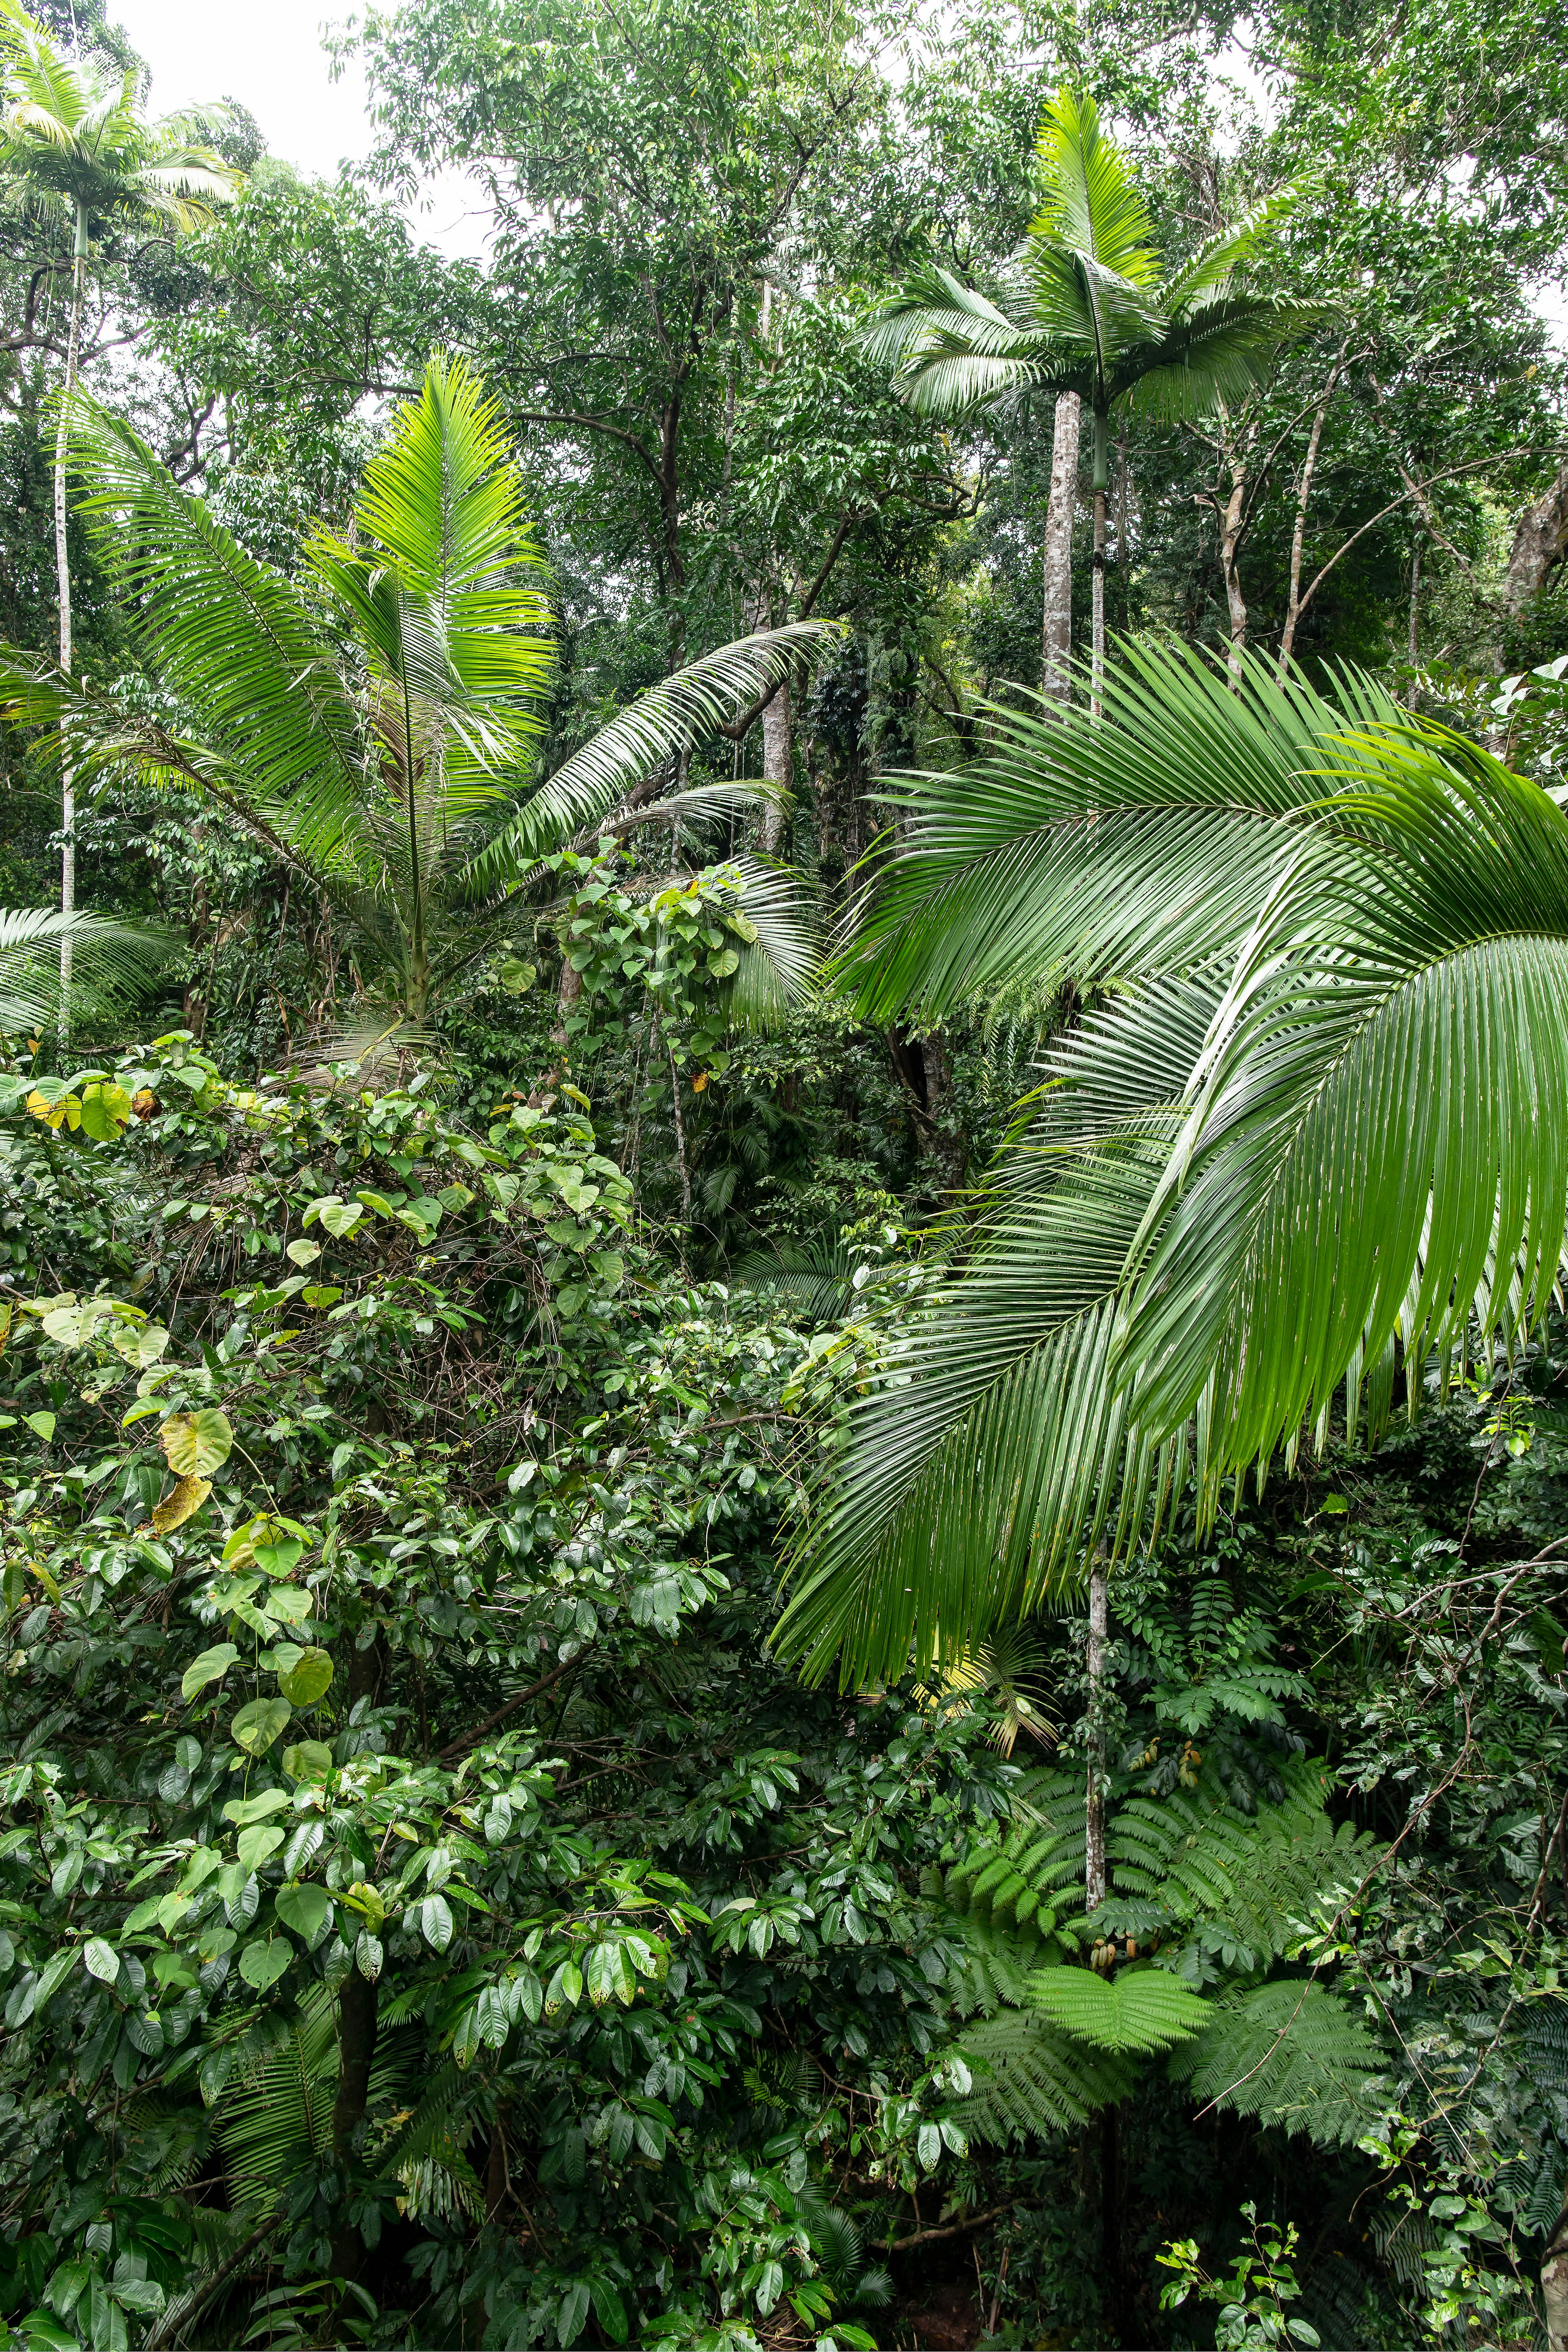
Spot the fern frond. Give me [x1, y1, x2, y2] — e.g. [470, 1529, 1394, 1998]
[1023, 1964, 1209, 2054]
[1167, 1980, 1386, 2145]
[955, 2010, 1139, 2142]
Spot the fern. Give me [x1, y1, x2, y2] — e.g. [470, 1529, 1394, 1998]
[1167, 1980, 1386, 2143]
[955, 2010, 1139, 2142]
[1023, 1964, 1209, 2053]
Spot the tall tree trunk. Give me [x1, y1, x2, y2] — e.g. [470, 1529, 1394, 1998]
[54, 201, 88, 1031]
[1042, 391, 1080, 705]
[1503, 455, 1568, 619]
[1277, 342, 1348, 676]
[1219, 477, 1249, 686]
[328, 1968, 379, 2281]
[1085, 1558, 1108, 1911]
[1089, 407, 1109, 721]
[1405, 541, 1422, 709]
[1543, 2210, 1568, 2352]
[759, 675, 791, 854]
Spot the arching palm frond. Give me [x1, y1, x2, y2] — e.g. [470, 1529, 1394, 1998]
[1033, 87, 1160, 290]
[831, 641, 1404, 1027]
[775, 979, 1215, 1687]
[786, 650, 1568, 1688]
[0, 905, 171, 1033]
[472, 625, 839, 882]
[1121, 724, 1568, 1474]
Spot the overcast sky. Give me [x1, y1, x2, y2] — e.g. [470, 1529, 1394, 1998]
[111, 0, 494, 259]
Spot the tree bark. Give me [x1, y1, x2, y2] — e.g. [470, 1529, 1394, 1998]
[328, 1967, 378, 2280]
[54, 202, 87, 1031]
[1085, 1558, 1108, 1911]
[1042, 391, 1080, 705]
[1405, 541, 1422, 709]
[759, 672, 791, 854]
[1089, 408, 1109, 719]
[1219, 477, 1249, 685]
[1543, 2205, 1568, 2352]
[1503, 456, 1568, 618]
[1277, 341, 1349, 675]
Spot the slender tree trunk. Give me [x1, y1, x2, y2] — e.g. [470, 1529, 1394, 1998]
[1405, 541, 1422, 709]
[1543, 2210, 1568, 2352]
[1089, 407, 1109, 721]
[1100, 2103, 1125, 2344]
[1042, 391, 1080, 705]
[759, 674, 790, 854]
[1503, 454, 1568, 619]
[328, 1968, 379, 2281]
[1085, 1558, 1108, 1911]
[1277, 342, 1348, 676]
[1220, 477, 1249, 686]
[54, 201, 88, 1031]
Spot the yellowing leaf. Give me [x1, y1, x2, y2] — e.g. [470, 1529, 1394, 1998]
[285, 1239, 320, 1267]
[151, 1474, 211, 1533]
[160, 1408, 234, 1477]
[77, 1081, 133, 1142]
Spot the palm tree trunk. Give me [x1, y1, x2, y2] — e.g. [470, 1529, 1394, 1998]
[1085, 1557, 1108, 1910]
[54, 199, 88, 1033]
[1090, 408, 1109, 721]
[759, 674, 791, 853]
[1405, 541, 1421, 709]
[1220, 477, 1248, 686]
[1042, 392, 1079, 705]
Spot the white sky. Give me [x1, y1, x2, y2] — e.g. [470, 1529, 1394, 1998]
[109, 0, 495, 261]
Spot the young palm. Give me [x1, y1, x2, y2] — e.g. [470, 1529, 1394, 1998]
[864, 90, 1318, 706]
[0, 355, 823, 1050]
[0, 0, 239, 1012]
[776, 642, 1568, 1687]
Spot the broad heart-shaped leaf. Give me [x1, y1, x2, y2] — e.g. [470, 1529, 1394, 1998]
[159, 1408, 234, 1477]
[278, 1646, 332, 1706]
[76, 1080, 133, 1140]
[231, 1695, 291, 1756]
[151, 1473, 210, 1533]
[282, 1739, 333, 1782]
[237, 1935, 290, 1992]
[274, 1882, 333, 1944]
[315, 1198, 364, 1239]
[235, 1822, 285, 1873]
[1025, 1963, 1208, 2053]
[181, 1642, 238, 1701]
[223, 1788, 290, 1826]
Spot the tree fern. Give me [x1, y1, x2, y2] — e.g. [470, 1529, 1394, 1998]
[1167, 1981, 1386, 2143]
[955, 2009, 1139, 2143]
[1023, 1965, 1209, 2053]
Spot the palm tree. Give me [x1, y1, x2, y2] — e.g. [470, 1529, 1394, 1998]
[0, 905, 168, 1037]
[776, 640, 1568, 1693]
[0, 355, 824, 1050]
[0, 0, 240, 1016]
[864, 90, 1318, 707]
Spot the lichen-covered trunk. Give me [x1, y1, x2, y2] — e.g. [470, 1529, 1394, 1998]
[1042, 392, 1080, 705]
[759, 675, 791, 854]
[1085, 1558, 1108, 1911]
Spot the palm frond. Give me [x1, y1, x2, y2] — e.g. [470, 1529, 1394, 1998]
[1033, 87, 1160, 289]
[829, 640, 1404, 1027]
[474, 626, 838, 881]
[1115, 299, 1330, 422]
[1167, 1980, 1386, 2144]
[774, 981, 1214, 1687]
[1120, 723, 1568, 1481]
[1157, 184, 1305, 315]
[0, 905, 172, 1033]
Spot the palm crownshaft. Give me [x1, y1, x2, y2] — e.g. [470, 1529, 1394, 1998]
[864, 89, 1316, 707]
